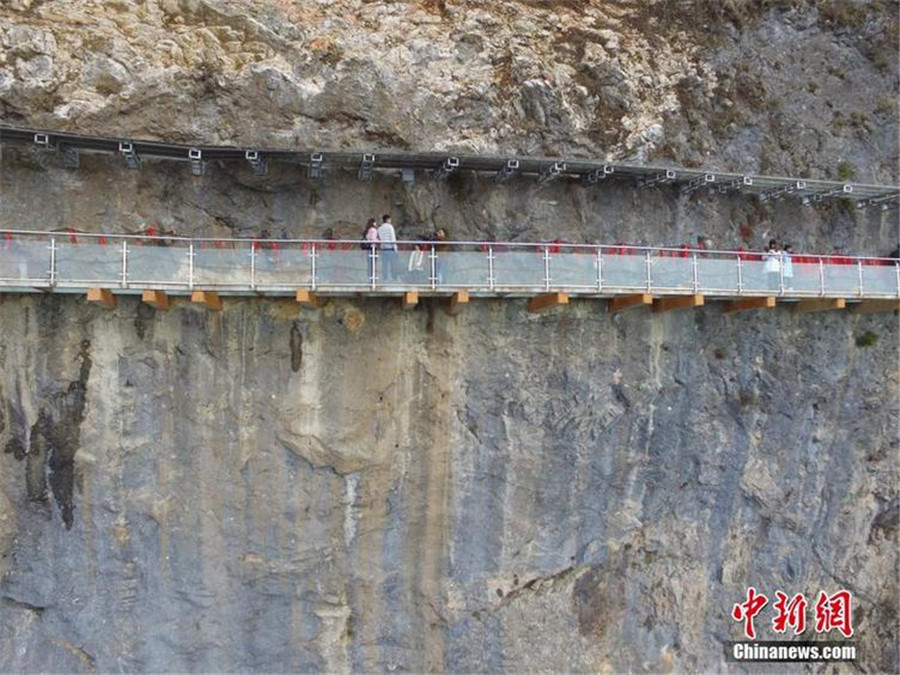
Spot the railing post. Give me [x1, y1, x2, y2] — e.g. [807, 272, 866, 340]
[645, 250, 652, 292]
[779, 253, 785, 296]
[736, 255, 743, 296]
[188, 241, 194, 290]
[311, 242, 317, 291]
[543, 245, 551, 291]
[371, 248, 377, 291]
[857, 259, 863, 297]
[896, 261, 900, 298]
[430, 244, 437, 290]
[250, 244, 256, 291]
[121, 240, 128, 288]
[692, 253, 699, 293]
[488, 246, 495, 291]
[596, 247, 603, 291]
[49, 236, 57, 287]
[818, 259, 825, 296]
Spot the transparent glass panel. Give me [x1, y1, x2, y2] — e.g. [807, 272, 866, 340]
[437, 250, 488, 288]
[0, 238, 51, 282]
[697, 257, 738, 292]
[372, 248, 407, 287]
[785, 260, 821, 294]
[823, 263, 858, 295]
[492, 249, 545, 287]
[650, 255, 693, 291]
[315, 247, 372, 287]
[128, 244, 190, 285]
[861, 263, 899, 296]
[193, 245, 252, 286]
[549, 251, 599, 288]
[601, 253, 646, 290]
[56, 242, 121, 284]
[252, 245, 311, 287]
[740, 259, 776, 294]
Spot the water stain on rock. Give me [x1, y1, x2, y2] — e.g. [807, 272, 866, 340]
[290, 322, 303, 372]
[10, 340, 93, 529]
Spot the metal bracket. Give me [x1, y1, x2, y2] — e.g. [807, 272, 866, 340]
[582, 165, 614, 185]
[60, 146, 80, 169]
[245, 150, 267, 176]
[188, 148, 205, 176]
[120, 141, 142, 169]
[495, 159, 520, 183]
[638, 169, 675, 189]
[808, 184, 853, 203]
[358, 153, 375, 181]
[308, 152, 324, 179]
[680, 173, 716, 195]
[759, 180, 806, 203]
[434, 157, 459, 180]
[537, 161, 565, 185]
[718, 175, 753, 194]
[864, 193, 899, 211]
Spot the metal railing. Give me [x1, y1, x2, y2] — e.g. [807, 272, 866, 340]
[1, 230, 898, 298]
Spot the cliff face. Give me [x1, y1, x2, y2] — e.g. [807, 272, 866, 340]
[1, 0, 897, 178]
[1, 295, 897, 672]
[1, 1, 899, 673]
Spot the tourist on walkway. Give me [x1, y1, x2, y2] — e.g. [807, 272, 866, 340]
[362, 218, 379, 281]
[407, 236, 427, 282]
[434, 228, 449, 284]
[781, 244, 794, 289]
[763, 239, 782, 291]
[378, 214, 398, 281]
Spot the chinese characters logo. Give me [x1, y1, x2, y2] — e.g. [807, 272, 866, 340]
[732, 588, 853, 640]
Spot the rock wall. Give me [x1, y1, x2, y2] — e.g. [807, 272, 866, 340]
[1, 293, 897, 672]
[0, 0, 897, 178]
[0, 0, 898, 673]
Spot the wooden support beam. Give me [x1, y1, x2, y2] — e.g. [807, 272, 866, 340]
[141, 289, 169, 311]
[295, 289, 326, 308]
[723, 296, 776, 314]
[402, 291, 419, 310]
[607, 293, 652, 313]
[191, 290, 223, 311]
[793, 298, 846, 314]
[850, 299, 900, 314]
[447, 291, 469, 315]
[87, 287, 116, 309]
[653, 294, 704, 313]
[527, 292, 569, 314]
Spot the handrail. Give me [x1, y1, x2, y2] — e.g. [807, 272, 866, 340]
[0, 229, 896, 263]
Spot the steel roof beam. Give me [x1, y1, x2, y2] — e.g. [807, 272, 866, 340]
[2, 126, 898, 200]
